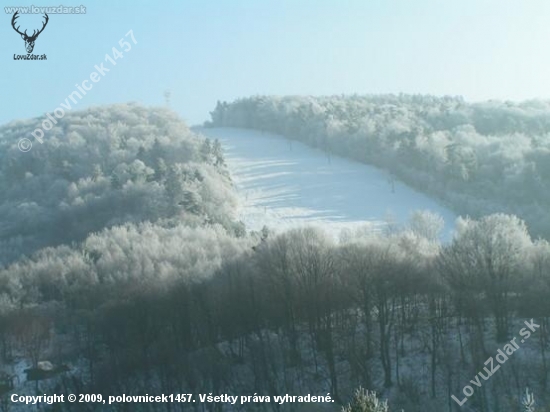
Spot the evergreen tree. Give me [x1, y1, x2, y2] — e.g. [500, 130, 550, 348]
[341, 388, 390, 412]
[212, 139, 225, 167]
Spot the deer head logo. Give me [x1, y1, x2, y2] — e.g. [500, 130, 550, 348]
[11, 12, 49, 54]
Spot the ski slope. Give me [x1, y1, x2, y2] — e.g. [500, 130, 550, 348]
[199, 127, 457, 239]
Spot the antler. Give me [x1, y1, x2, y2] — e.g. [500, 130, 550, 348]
[29, 13, 48, 40]
[11, 12, 27, 37]
[11, 12, 49, 40]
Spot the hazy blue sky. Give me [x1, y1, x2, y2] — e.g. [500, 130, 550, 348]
[2, 0, 550, 126]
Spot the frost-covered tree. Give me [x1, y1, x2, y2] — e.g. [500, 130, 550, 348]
[439, 214, 533, 341]
[341, 388, 390, 412]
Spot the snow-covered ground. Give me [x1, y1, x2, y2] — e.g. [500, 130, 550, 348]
[199, 127, 457, 240]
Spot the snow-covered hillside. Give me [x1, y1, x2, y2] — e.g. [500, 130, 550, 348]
[199, 127, 457, 239]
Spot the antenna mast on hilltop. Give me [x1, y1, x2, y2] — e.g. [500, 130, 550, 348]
[164, 89, 172, 107]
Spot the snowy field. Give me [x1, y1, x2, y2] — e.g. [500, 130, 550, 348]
[199, 127, 457, 240]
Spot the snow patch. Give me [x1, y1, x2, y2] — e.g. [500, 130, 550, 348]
[199, 127, 457, 240]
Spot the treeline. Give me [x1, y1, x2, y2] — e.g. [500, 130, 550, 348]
[0, 103, 241, 267]
[207, 95, 550, 239]
[0, 211, 549, 411]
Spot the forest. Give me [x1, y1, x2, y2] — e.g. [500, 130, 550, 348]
[207, 95, 550, 240]
[0, 102, 242, 266]
[0, 103, 548, 411]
